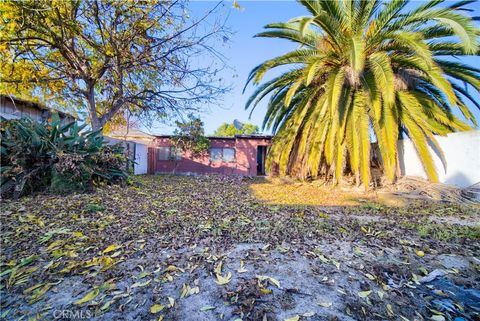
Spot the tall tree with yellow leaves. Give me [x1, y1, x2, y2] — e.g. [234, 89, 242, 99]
[1, 0, 229, 130]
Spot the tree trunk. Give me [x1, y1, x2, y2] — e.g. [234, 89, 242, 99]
[91, 115, 102, 131]
[85, 80, 126, 131]
[85, 84, 102, 131]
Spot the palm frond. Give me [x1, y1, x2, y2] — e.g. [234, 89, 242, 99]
[246, 0, 478, 189]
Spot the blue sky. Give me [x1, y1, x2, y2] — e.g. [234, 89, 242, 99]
[146, 0, 480, 135]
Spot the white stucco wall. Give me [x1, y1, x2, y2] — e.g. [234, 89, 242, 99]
[398, 130, 480, 188]
[134, 143, 148, 175]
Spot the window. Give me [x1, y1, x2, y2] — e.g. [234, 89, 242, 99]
[158, 146, 182, 161]
[209, 148, 223, 161]
[158, 147, 170, 160]
[209, 147, 236, 162]
[171, 147, 182, 160]
[223, 148, 235, 162]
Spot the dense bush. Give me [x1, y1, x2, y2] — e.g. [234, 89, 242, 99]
[1, 114, 129, 198]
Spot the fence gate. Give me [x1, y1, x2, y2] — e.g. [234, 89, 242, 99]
[148, 147, 156, 174]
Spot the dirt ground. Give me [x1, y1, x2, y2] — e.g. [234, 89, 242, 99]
[1, 175, 479, 321]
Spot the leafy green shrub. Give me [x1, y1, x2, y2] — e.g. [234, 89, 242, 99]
[1, 114, 128, 198]
[170, 114, 210, 158]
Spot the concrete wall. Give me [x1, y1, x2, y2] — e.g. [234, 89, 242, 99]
[398, 130, 480, 188]
[134, 143, 148, 175]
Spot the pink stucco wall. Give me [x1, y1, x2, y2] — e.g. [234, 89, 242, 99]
[149, 136, 271, 176]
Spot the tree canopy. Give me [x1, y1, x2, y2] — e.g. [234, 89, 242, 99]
[213, 121, 260, 137]
[0, 0, 228, 130]
[246, 0, 479, 189]
[171, 114, 210, 158]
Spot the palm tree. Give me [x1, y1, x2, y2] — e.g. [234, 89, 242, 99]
[245, 0, 479, 189]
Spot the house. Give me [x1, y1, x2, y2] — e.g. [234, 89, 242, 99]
[0, 95, 75, 124]
[106, 128, 155, 145]
[148, 135, 272, 176]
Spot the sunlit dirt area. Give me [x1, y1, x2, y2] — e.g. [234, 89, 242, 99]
[1, 175, 479, 320]
[248, 177, 406, 207]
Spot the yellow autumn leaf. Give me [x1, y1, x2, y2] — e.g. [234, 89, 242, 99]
[237, 260, 247, 273]
[284, 315, 300, 321]
[215, 272, 232, 285]
[256, 275, 281, 288]
[72, 231, 84, 238]
[164, 265, 178, 273]
[317, 254, 329, 263]
[180, 284, 200, 298]
[23, 283, 44, 295]
[365, 273, 376, 280]
[180, 284, 189, 298]
[131, 279, 151, 288]
[102, 244, 121, 254]
[28, 284, 52, 304]
[377, 290, 384, 299]
[190, 286, 200, 295]
[47, 239, 65, 250]
[358, 290, 372, 298]
[332, 260, 340, 270]
[386, 303, 394, 317]
[167, 297, 175, 307]
[214, 261, 223, 275]
[164, 273, 174, 282]
[74, 288, 100, 305]
[150, 303, 164, 314]
[259, 287, 272, 294]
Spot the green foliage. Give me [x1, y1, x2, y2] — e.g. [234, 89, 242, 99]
[85, 203, 107, 213]
[402, 221, 480, 241]
[0, 114, 128, 198]
[213, 122, 260, 137]
[245, 0, 479, 189]
[171, 114, 210, 158]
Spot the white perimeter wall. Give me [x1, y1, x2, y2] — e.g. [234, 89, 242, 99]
[134, 143, 148, 175]
[398, 130, 480, 188]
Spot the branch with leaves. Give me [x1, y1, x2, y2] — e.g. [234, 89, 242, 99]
[170, 114, 210, 159]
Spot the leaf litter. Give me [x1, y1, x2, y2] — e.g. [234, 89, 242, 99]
[0, 175, 479, 320]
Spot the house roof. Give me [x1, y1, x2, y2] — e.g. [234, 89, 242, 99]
[233, 134, 273, 139]
[108, 128, 156, 141]
[155, 134, 272, 140]
[0, 94, 75, 119]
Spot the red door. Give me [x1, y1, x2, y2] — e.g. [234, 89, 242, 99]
[148, 147, 156, 174]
